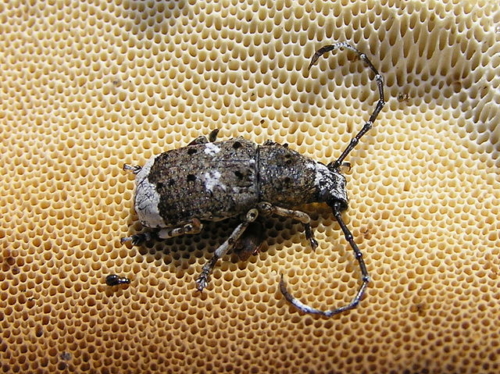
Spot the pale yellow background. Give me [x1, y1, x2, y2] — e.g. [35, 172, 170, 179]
[1, 0, 499, 373]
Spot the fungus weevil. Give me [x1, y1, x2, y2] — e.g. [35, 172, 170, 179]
[122, 42, 385, 316]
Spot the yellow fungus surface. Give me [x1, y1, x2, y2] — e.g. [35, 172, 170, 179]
[1, 0, 499, 373]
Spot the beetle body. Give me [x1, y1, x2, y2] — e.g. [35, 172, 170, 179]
[134, 137, 347, 230]
[122, 42, 385, 317]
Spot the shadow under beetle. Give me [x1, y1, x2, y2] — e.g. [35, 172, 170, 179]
[122, 42, 385, 317]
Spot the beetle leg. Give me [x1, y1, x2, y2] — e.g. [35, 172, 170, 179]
[196, 209, 258, 292]
[158, 218, 203, 239]
[280, 201, 370, 317]
[121, 231, 159, 246]
[257, 202, 318, 250]
[208, 128, 220, 142]
[121, 218, 203, 246]
[123, 164, 142, 174]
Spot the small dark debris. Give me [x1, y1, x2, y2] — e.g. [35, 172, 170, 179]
[106, 274, 131, 287]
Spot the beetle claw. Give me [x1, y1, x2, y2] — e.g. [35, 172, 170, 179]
[310, 238, 319, 250]
[120, 236, 132, 244]
[121, 233, 151, 246]
[195, 276, 208, 292]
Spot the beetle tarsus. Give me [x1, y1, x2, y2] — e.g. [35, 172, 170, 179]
[304, 224, 318, 250]
[123, 164, 142, 174]
[195, 272, 209, 292]
[121, 232, 157, 246]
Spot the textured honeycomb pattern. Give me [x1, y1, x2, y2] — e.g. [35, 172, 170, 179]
[1, 0, 499, 373]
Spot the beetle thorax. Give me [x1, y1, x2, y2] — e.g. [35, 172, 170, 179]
[257, 142, 348, 209]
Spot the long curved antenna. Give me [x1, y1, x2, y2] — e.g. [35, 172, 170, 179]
[280, 201, 370, 317]
[278, 43, 383, 316]
[308, 42, 385, 170]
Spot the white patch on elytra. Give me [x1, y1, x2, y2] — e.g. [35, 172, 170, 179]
[134, 155, 166, 228]
[204, 143, 221, 155]
[204, 170, 226, 192]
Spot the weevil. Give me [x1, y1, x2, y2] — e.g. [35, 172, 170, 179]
[122, 42, 385, 316]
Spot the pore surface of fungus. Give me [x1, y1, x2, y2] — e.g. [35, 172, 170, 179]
[1, 0, 499, 373]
